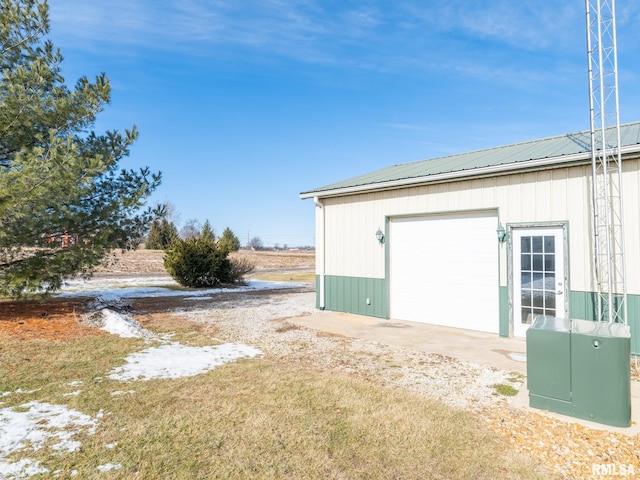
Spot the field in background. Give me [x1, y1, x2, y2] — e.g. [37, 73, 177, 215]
[95, 248, 315, 283]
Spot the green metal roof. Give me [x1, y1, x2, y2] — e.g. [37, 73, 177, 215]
[300, 122, 640, 199]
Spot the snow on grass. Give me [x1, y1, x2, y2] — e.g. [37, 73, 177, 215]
[89, 308, 153, 338]
[108, 342, 262, 381]
[96, 463, 122, 473]
[57, 277, 308, 303]
[1, 308, 262, 478]
[0, 402, 99, 478]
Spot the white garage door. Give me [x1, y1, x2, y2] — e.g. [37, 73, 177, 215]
[389, 212, 499, 333]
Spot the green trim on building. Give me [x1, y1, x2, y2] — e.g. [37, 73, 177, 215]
[569, 290, 598, 321]
[570, 290, 639, 356]
[316, 275, 387, 318]
[499, 286, 509, 337]
[315, 280, 638, 354]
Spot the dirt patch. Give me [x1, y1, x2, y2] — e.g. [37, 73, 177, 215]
[0, 297, 104, 341]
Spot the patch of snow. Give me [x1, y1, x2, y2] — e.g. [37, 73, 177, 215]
[57, 278, 307, 303]
[81, 308, 156, 340]
[97, 462, 122, 473]
[1, 388, 36, 397]
[110, 390, 135, 396]
[62, 390, 81, 397]
[108, 342, 262, 381]
[100, 310, 144, 338]
[0, 458, 48, 478]
[0, 402, 98, 478]
[66, 381, 83, 387]
[61, 275, 178, 292]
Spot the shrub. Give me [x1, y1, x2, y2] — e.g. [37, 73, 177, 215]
[228, 256, 255, 284]
[164, 237, 232, 287]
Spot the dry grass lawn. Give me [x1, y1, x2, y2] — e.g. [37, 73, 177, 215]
[0, 322, 547, 479]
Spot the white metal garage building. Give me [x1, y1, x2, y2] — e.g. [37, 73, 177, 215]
[300, 122, 640, 355]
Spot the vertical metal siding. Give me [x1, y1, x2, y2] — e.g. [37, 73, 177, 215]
[319, 160, 640, 295]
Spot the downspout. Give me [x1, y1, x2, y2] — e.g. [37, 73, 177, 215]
[314, 196, 326, 310]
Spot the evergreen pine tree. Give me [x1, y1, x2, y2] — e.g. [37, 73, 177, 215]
[146, 219, 178, 250]
[218, 227, 241, 254]
[0, 0, 161, 296]
[201, 220, 215, 242]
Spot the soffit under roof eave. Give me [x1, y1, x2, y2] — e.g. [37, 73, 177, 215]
[299, 145, 640, 200]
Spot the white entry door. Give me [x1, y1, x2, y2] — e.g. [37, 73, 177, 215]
[513, 227, 566, 337]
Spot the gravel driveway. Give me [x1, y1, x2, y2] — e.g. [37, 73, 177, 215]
[182, 289, 518, 411]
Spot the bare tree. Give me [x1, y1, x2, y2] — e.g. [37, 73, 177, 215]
[180, 219, 201, 240]
[248, 236, 264, 250]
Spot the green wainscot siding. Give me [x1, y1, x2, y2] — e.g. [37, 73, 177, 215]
[569, 290, 640, 356]
[316, 275, 387, 318]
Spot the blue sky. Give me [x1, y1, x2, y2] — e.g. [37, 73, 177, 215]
[48, 1, 640, 247]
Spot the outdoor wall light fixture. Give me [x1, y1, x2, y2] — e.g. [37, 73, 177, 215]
[375, 228, 385, 244]
[496, 224, 508, 243]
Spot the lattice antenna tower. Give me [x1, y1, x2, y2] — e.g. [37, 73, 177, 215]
[585, 0, 627, 324]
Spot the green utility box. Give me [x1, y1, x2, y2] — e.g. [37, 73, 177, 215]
[571, 319, 631, 427]
[527, 316, 573, 416]
[526, 316, 632, 428]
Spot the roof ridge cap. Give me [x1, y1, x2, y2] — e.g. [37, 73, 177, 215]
[393, 121, 640, 168]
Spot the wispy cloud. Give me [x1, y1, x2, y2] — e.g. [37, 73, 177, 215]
[48, 1, 637, 82]
[51, 0, 580, 53]
[398, 0, 582, 50]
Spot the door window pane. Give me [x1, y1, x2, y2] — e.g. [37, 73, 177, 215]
[544, 273, 555, 290]
[532, 272, 543, 289]
[532, 236, 543, 253]
[521, 236, 531, 253]
[521, 290, 531, 307]
[532, 254, 543, 271]
[545, 291, 556, 310]
[544, 254, 555, 272]
[544, 236, 555, 253]
[521, 254, 531, 270]
[533, 292, 544, 308]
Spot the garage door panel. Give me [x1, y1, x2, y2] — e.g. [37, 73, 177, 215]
[390, 213, 499, 334]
